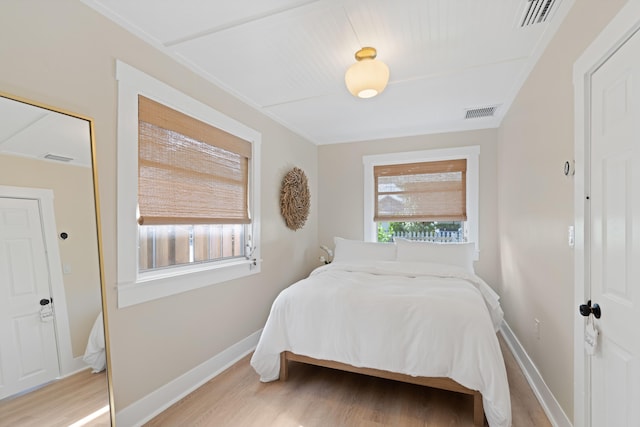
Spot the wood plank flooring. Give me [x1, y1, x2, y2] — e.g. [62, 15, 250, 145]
[0, 369, 110, 427]
[147, 335, 552, 426]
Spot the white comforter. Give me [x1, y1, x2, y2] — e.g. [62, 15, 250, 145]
[83, 312, 106, 373]
[251, 261, 511, 427]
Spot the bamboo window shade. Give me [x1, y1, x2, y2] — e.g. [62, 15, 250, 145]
[374, 159, 467, 222]
[138, 95, 251, 226]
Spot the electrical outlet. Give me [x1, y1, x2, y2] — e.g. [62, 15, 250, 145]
[534, 318, 540, 340]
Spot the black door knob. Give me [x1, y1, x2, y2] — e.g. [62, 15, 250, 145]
[579, 300, 601, 319]
[579, 302, 591, 317]
[39, 298, 50, 306]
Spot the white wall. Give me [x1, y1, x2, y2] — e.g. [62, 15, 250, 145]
[0, 0, 318, 412]
[496, 0, 627, 419]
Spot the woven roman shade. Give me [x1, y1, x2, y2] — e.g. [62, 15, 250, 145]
[374, 159, 467, 222]
[138, 95, 251, 226]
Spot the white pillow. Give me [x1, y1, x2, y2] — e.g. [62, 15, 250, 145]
[395, 238, 475, 273]
[333, 237, 397, 263]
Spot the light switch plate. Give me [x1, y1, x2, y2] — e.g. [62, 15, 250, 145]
[568, 225, 575, 248]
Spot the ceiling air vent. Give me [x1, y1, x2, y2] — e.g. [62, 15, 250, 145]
[44, 153, 74, 162]
[464, 106, 498, 120]
[520, 0, 560, 27]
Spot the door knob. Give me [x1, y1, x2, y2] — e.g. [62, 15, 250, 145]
[579, 300, 601, 319]
[39, 298, 51, 306]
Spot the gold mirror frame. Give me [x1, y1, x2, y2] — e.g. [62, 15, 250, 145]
[0, 91, 114, 426]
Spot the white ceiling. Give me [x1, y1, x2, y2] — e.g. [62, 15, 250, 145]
[0, 96, 92, 168]
[83, 0, 570, 145]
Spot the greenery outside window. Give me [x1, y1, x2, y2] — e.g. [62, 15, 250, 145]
[377, 221, 465, 243]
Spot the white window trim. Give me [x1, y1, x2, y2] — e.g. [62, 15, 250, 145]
[363, 146, 480, 259]
[115, 60, 261, 308]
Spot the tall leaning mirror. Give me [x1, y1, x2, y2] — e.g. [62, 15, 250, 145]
[0, 92, 113, 426]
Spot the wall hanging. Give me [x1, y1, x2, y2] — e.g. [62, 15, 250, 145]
[280, 167, 310, 230]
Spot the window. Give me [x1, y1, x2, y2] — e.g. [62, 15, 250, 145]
[138, 224, 246, 271]
[363, 146, 479, 257]
[374, 159, 467, 244]
[116, 61, 261, 307]
[137, 95, 251, 271]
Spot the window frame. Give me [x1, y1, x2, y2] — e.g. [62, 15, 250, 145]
[116, 61, 261, 308]
[363, 146, 479, 259]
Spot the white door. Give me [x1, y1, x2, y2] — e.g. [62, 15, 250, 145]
[588, 27, 640, 426]
[0, 197, 60, 400]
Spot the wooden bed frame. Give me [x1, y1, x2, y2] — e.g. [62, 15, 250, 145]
[280, 351, 485, 427]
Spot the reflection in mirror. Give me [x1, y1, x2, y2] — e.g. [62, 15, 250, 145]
[0, 93, 113, 426]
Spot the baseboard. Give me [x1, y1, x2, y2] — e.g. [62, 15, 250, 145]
[115, 328, 262, 427]
[67, 356, 91, 376]
[58, 356, 93, 379]
[500, 321, 572, 427]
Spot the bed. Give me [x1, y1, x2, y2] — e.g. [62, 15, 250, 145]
[251, 238, 511, 427]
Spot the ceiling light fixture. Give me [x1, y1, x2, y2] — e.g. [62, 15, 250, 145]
[345, 47, 389, 99]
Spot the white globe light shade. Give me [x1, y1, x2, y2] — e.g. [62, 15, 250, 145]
[345, 57, 390, 98]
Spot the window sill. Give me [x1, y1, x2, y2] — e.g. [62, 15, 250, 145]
[117, 259, 260, 308]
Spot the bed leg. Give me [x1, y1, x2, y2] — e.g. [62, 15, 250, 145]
[279, 352, 289, 381]
[473, 391, 484, 426]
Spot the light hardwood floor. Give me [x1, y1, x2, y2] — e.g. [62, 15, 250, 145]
[0, 369, 110, 427]
[147, 335, 551, 426]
